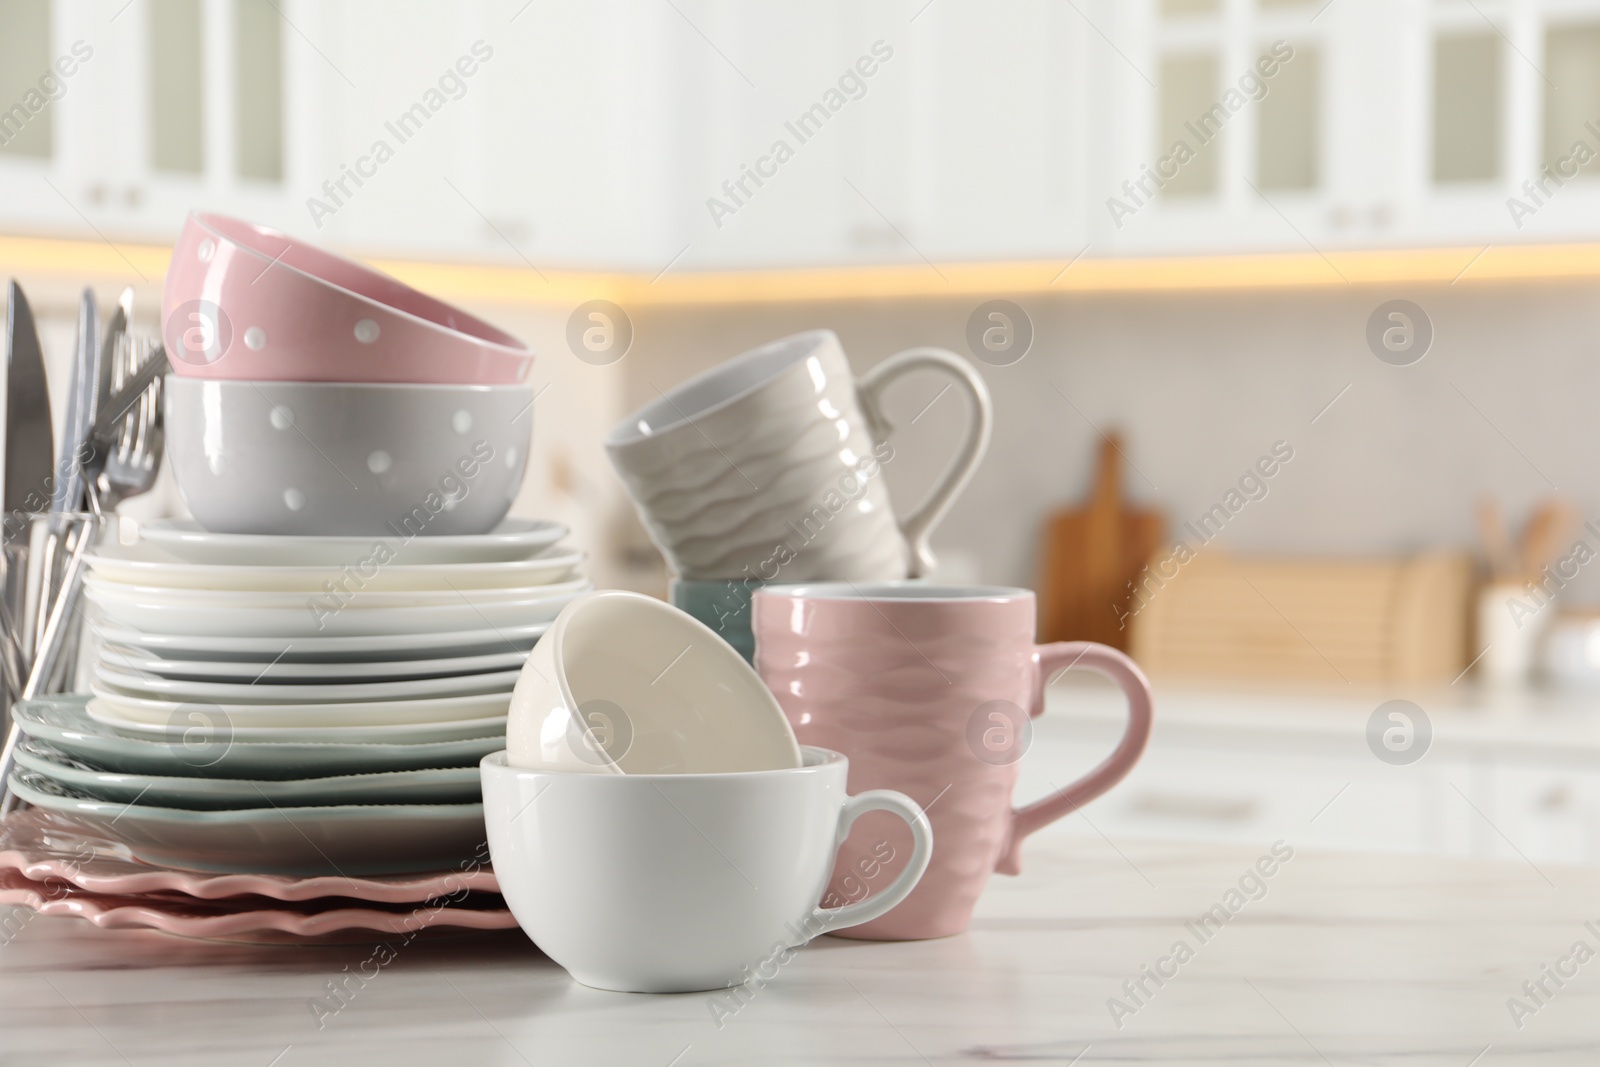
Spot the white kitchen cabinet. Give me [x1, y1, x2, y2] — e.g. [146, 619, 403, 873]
[1021, 731, 1472, 858]
[674, 0, 1091, 269]
[5, 0, 1600, 267]
[1100, 0, 1600, 256]
[1026, 681, 1600, 868]
[0, 0, 311, 245]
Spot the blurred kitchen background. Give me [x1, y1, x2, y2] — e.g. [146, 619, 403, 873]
[11, 0, 1600, 863]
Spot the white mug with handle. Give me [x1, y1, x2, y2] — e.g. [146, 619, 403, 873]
[605, 329, 992, 581]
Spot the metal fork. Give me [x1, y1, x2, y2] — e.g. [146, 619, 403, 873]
[98, 336, 166, 512]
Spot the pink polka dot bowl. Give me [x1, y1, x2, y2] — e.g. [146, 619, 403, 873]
[161, 213, 533, 384]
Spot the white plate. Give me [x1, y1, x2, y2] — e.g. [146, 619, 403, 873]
[86, 544, 584, 592]
[13, 697, 503, 778]
[85, 700, 507, 744]
[8, 771, 486, 876]
[14, 742, 483, 808]
[88, 688, 510, 730]
[93, 665, 522, 705]
[133, 517, 568, 566]
[92, 621, 547, 662]
[98, 646, 530, 682]
[84, 574, 589, 609]
[85, 582, 590, 636]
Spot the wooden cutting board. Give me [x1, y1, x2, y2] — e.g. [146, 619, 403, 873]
[1037, 432, 1166, 650]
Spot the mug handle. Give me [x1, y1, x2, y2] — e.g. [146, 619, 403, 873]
[803, 789, 934, 939]
[855, 348, 993, 578]
[995, 642, 1154, 875]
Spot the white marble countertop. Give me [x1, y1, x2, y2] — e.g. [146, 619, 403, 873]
[4, 830, 1598, 1065]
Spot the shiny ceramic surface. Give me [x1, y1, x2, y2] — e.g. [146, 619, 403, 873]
[84, 580, 589, 636]
[1542, 612, 1600, 688]
[133, 516, 566, 565]
[0, 868, 517, 941]
[87, 543, 583, 592]
[162, 212, 533, 384]
[97, 646, 528, 683]
[91, 666, 520, 705]
[86, 690, 508, 733]
[85, 573, 586, 609]
[12, 697, 504, 778]
[752, 582, 1154, 940]
[9, 770, 487, 876]
[669, 578, 765, 664]
[13, 741, 483, 808]
[481, 747, 931, 992]
[91, 620, 549, 662]
[165, 377, 532, 536]
[605, 329, 991, 581]
[0, 807, 501, 901]
[505, 589, 800, 774]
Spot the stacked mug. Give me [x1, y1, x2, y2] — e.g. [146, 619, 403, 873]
[605, 329, 994, 660]
[604, 329, 1159, 948]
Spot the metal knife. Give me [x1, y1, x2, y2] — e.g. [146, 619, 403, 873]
[3, 282, 53, 532]
[51, 289, 102, 514]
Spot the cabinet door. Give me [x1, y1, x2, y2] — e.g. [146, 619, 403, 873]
[0, 0, 128, 235]
[0, 0, 304, 243]
[566, 0, 1093, 271]
[1487, 764, 1600, 867]
[480, 0, 695, 271]
[1092, 0, 1350, 256]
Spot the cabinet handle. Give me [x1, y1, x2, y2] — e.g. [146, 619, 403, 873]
[1127, 791, 1258, 822]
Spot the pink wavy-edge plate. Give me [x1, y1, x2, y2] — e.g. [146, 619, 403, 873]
[0, 809, 500, 903]
[0, 868, 517, 942]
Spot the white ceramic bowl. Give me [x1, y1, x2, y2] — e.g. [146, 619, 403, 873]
[165, 377, 532, 536]
[1543, 612, 1600, 688]
[505, 590, 801, 774]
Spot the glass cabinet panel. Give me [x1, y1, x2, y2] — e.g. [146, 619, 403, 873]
[0, 0, 54, 160]
[1432, 33, 1500, 183]
[1159, 53, 1221, 197]
[1543, 24, 1600, 181]
[234, 0, 284, 181]
[1258, 44, 1318, 190]
[149, 0, 205, 174]
[1162, 0, 1220, 16]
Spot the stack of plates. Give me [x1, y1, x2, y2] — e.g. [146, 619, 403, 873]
[0, 808, 516, 943]
[8, 518, 584, 891]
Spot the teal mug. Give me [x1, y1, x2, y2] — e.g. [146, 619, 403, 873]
[670, 579, 767, 663]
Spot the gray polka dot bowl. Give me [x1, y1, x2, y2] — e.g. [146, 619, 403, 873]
[161, 213, 533, 384]
[165, 377, 532, 536]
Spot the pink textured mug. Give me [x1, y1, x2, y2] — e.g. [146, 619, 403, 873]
[752, 583, 1153, 940]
